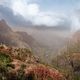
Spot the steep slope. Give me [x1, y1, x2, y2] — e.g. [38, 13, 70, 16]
[0, 19, 31, 49]
[16, 32, 42, 56]
[0, 20, 44, 62]
[0, 44, 65, 80]
[0, 19, 41, 50]
[0, 19, 12, 33]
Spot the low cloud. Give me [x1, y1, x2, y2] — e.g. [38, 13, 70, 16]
[71, 10, 80, 31]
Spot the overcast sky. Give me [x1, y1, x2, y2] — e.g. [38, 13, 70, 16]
[0, 0, 80, 31]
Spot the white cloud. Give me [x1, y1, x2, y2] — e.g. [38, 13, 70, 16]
[27, 4, 39, 16]
[11, 0, 40, 19]
[70, 11, 80, 32]
[32, 12, 63, 26]
[0, 0, 7, 5]
[11, 0, 27, 15]
[0, 0, 71, 27]
[10, 0, 69, 26]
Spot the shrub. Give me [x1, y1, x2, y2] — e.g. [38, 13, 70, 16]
[0, 52, 12, 65]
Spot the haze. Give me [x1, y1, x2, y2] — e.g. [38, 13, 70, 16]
[0, 0, 80, 63]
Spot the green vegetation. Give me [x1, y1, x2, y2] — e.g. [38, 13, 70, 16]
[0, 51, 13, 80]
[0, 52, 12, 65]
[17, 66, 26, 80]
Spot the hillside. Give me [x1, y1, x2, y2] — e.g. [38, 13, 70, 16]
[0, 20, 43, 56]
[52, 30, 80, 80]
[0, 44, 65, 80]
[0, 19, 31, 48]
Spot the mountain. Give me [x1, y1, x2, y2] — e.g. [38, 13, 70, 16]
[0, 20, 44, 60]
[0, 19, 41, 51]
[0, 19, 30, 48]
[33, 24, 71, 31]
[0, 19, 12, 33]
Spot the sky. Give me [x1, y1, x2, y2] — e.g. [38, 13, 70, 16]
[0, 0, 80, 31]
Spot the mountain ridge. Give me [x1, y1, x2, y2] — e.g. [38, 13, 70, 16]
[0, 19, 40, 51]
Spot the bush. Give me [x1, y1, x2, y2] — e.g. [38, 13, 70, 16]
[0, 52, 12, 65]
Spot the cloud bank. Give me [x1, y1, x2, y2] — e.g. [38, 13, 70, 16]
[11, 0, 66, 26]
[0, 0, 69, 26]
[0, 0, 80, 31]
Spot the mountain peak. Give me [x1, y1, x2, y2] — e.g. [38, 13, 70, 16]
[0, 19, 6, 24]
[0, 19, 12, 33]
